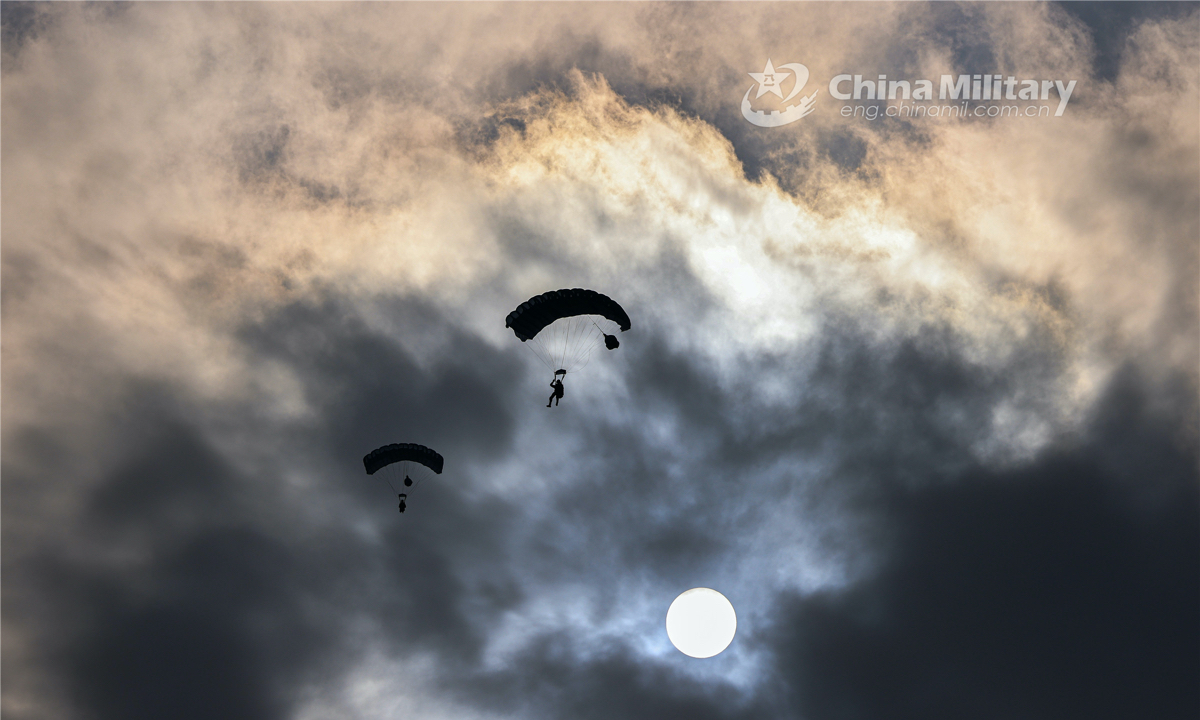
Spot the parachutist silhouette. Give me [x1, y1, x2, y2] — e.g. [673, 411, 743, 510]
[548, 376, 565, 407]
[362, 443, 443, 513]
[506, 289, 630, 401]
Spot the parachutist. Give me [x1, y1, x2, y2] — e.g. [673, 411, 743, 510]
[505, 290, 630, 400]
[548, 376, 564, 407]
[362, 443, 443, 512]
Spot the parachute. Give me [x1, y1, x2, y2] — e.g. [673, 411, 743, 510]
[505, 289, 630, 375]
[362, 442, 444, 510]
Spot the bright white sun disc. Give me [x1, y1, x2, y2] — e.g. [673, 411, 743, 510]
[665, 587, 737, 658]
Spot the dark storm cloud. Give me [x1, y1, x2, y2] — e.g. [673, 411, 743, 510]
[235, 293, 524, 468]
[201, 292, 532, 667]
[7, 396, 349, 720]
[4, 293, 530, 719]
[767, 368, 1199, 720]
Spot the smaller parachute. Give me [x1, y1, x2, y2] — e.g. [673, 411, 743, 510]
[363, 443, 444, 475]
[363, 442, 444, 511]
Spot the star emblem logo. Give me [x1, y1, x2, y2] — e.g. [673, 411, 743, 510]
[748, 59, 787, 99]
[740, 59, 820, 128]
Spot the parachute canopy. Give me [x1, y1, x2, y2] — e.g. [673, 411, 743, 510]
[363, 443, 444, 476]
[506, 289, 631, 342]
[506, 288, 631, 376]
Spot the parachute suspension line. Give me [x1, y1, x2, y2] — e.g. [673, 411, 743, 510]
[574, 316, 592, 366]
[380, 460, 420, 496]
[527, 335, 556, 374]
[576, 317, 596, 370]
[564, 315, 602, 374]
[553, 319, 565, 371]
[568, 316, 582, 369]
[568, 315, 586, 369]
[523, 314, 616, 377]
[381, 466, 397, 495]
[395, 459, 428, 492]
[560, 316, 578, 374]
[558, 315, 577, 371]
[400, 460, 415, 494]
[561, 316, 590, 374]
[410, 460, 429, 492]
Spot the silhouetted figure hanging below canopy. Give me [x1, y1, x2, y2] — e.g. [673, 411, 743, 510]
[506, 288, 631, 401]
[362, 442, 444, 513]
[548, 370, 566, 407]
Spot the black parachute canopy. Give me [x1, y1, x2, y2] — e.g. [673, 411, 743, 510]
[505, 288, 631, 342]
[363, 443, 444, 476]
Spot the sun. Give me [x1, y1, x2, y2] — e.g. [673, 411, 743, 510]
[665, 588, 737, 658]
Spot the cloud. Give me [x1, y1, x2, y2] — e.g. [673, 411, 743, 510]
[768, 367, 1199, 720]
[2, 3, 1196, 720]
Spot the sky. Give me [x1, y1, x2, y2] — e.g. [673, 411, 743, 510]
[2, 2, 1197, 719]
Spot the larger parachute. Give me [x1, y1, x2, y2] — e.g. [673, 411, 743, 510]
[505, 288, 630, 375]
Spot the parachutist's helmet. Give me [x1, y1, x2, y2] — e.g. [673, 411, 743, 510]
[604, 334, 619, 350]
[404, 476, 413, 487]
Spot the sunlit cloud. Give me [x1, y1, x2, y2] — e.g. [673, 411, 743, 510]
[3, 3, 1196, 719]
